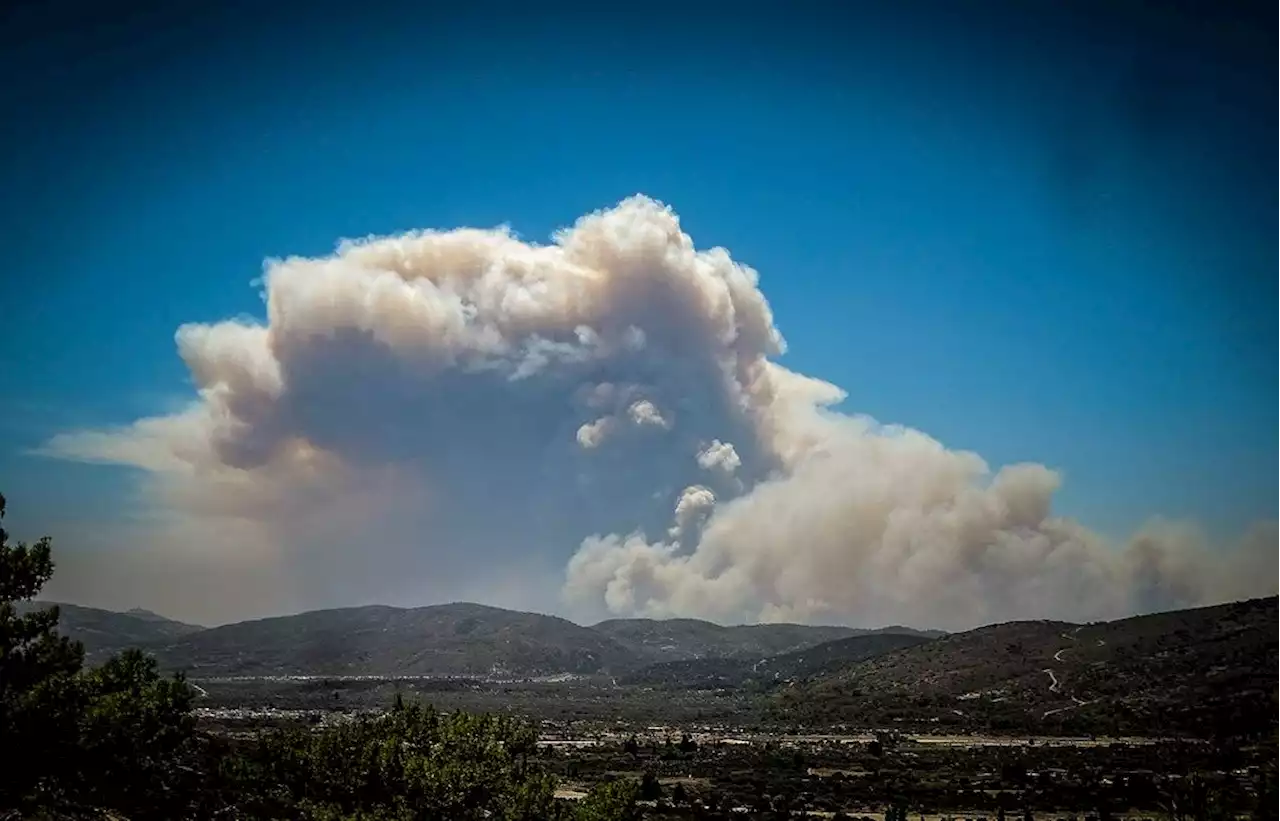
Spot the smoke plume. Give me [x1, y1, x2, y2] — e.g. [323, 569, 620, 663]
[41, 196, 1276, 627]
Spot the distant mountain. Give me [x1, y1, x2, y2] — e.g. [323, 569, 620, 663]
[22, 593, 1275, 738]
[33, 598, 941, 678]
[622, 631, 933, 689]
[777, 596, 1279, 739]
[19, 601, 204, 664]
[148, 603, 641, 677]
[123, 607, 187, 624]
[593, 617, 940, 663]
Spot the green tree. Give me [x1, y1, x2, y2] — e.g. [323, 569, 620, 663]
[0, 491, 91, 814]
[622, 734, 640, 756]
[70, 650, 203, 819]
[638, 771, 663, 801]
[0, 494, 84, 692]
[670, 782, 688, 806]
[0, 493, 204, 820]
[574, 780, 641, 821]
[227, 697, 567, 820]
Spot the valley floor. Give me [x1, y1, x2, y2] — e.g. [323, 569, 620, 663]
[191, 676, 1276, 820]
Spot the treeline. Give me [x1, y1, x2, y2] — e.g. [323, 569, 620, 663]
[0, 494, 639, 820]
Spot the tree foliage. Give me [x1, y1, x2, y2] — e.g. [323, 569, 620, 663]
[1, 494, 207, 819]
[569, 780, 641, 821]
[228, 700, 561, 820]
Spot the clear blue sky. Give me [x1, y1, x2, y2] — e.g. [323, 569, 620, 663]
[2, 2, 1273, 546]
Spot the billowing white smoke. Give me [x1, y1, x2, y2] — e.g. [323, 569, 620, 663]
[42, 196, 1276, 627]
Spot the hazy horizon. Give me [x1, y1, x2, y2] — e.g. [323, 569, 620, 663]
[30, 592, 1280, 635]
[36, 595, 943, 632]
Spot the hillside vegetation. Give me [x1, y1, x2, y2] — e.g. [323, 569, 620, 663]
[18, 600, 203, 663]
[593, 617, 938, 662]
[147, 603, 643, 677]
[35, 600, 908, 678]
[622, 631, 932, 689]
[777, 596, 1278, 738]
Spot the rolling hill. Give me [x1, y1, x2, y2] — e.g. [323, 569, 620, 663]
[593, 616, 940, 662]
[146, 603, 643, 677]
[19, 600, 204, 664]
[140, 607, 903, 677]
[776, 596, 1279, 738]
[30, 598, 930, 678]
[621, 631, 934, 689]
[149, 605, 887, 677]
[28, 590, 1275, 738]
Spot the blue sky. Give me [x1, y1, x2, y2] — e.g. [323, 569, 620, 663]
[2, 2, 1273, 553]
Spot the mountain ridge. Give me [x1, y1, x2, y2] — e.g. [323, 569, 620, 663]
[27, 598, 943, 677]
[19, 600, 205, 664]
[26, 593, 1277, 734]
[621, 631, 935, 689]
[775, 595, 1278, 737]
[18, 594, 1276, 740]
[593, 616, 942, 662]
